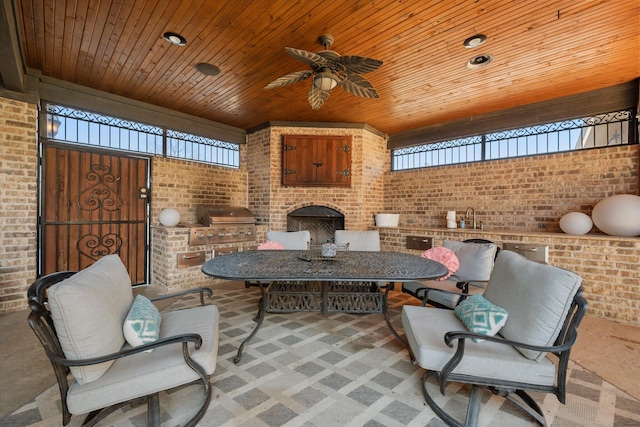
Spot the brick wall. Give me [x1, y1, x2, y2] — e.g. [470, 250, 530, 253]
[1, 93, 638, 324]
[376, 227, 640, 325]
[246, 125, 388, 232]
[151, 150, 248, 225]
[0, 97, 38, 313]
[385, 145, 639, 232]
[149, 151, 250, 292]
[381, 145, 639, 325]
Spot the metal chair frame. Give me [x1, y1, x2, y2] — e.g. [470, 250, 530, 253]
[416, 288, 588, 427]
[27, 271, 214, 427]
[402, 239, 500, 309]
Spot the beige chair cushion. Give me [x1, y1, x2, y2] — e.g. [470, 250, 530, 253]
[402, 305, 556, 386]
[67, 304, 220, 414]
[47, 255, 133, 384]
[483, 250, 582, 361]
[442, 240, 497, 282]
[334, 230, 380, 251]
[266, 230, 311, 250]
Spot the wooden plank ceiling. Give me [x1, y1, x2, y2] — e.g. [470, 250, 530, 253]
[15, 0, 640, 135]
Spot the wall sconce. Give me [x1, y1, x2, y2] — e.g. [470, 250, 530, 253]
[47, 116, 61, 137]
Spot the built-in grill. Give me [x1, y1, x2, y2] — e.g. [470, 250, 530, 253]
[186, 205, 256, 246]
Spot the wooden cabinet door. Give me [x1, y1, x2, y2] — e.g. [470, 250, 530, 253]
[315, 136, 351, 186]
[282, 135, 351, 187]
[282, 136, 315, 185]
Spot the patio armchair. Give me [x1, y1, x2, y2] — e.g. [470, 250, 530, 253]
[265, 230, 311, 249]
[333, 229, 383, 288]
[27, 254, 219, 426]
[333, 229, 381, 251]
[402, 239, 499, 309]
[401, 250, 587, 426]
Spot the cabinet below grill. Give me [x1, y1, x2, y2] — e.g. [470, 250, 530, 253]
[186, 224, 256, 246]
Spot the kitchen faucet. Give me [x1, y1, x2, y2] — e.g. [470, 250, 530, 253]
[465, 207, 476, 229]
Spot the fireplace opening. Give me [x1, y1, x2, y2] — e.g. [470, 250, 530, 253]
[287, 206, 344, 244]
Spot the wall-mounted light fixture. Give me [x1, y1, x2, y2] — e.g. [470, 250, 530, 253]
[47, 116, 61, 137]
[163, 32, 187, 46]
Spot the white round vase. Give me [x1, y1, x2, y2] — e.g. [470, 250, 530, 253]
[159, 208, 181, 227]
[559, 212, 593, 235]
[591, 194, 640, 237]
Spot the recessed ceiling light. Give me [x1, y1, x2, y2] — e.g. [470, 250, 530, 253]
[463, 34, 487, 48]
[196, 63, 221, 76]
[163, 32, 186, 46]
[466, 54, 494, 69]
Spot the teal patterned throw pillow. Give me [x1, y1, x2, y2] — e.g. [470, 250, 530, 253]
[455, 294, 508, 343]
[123, 295, 161, 351]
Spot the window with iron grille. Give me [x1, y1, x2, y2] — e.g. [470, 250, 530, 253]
[44, 104, 240, 168]
[392, 109, 636, 171]
[166, 130, 239, 167]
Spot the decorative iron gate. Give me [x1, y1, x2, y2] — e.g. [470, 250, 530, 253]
[40, 144, 150, 284]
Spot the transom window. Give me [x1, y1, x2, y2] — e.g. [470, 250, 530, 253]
[45, 104, 240, 168]
[392, 109, 636, 171]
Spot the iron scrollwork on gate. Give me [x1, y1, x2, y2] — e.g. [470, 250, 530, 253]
[78, 234, 124, 260]
[75, 164, 125, 260]
[77, 164, 124, 211]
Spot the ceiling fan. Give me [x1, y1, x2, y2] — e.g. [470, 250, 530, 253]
[264, 34, 383, 110]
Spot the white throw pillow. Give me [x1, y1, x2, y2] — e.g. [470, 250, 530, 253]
[123, 295, 161, 351]
[47, 255, 133, 384]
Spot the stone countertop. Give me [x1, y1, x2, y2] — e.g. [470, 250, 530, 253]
[372, 225, 639, 241]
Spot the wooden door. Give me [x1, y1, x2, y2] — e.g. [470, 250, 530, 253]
[40, 145, 149, 284]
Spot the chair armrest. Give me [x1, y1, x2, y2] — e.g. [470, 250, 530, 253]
[435, 329, 577, 394]
[444, 330, 575, 353]
[49, 333, 204, 367]
[455, 280, 488, 291]
[150, 287, 213, 306]
[419, 287, 475, 307]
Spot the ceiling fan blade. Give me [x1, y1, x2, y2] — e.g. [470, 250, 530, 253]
[264, 70, 313, 89]
[286, 47, 330, 68]
[340, 74, 379, 98]
[339, 55, 383, 74]
[308, 84, 331, 110]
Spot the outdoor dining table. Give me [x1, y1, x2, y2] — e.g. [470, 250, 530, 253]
[202, 249, 448, 363]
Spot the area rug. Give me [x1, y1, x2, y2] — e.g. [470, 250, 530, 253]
[4, 284, 639, 427]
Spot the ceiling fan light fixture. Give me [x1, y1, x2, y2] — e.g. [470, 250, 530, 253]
[463, 34, 487, 48]
[466, 54, 494, 69]
[313, 71, 339, 91]
[163, 32, 186, 46]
